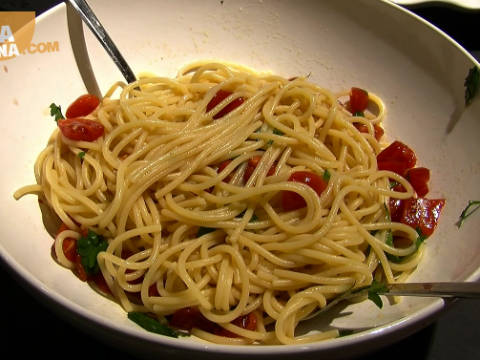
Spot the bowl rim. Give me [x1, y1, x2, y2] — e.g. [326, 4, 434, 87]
[2, 0, 480, 356]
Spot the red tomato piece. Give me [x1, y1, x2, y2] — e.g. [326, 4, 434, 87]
[91, 271, 112, 295]
[61, 237, 77, 263]
[407, 167, 430, 197]
[75, 253, 88, 282]
[170, 307, 217, 333]
[349, 87, 369, 114]
[377, 140, 417, 170]
[389, 183, 407, 222]
[215, 313, 258, 338]
[282, 171, 327, 211]
[400, 198, 445, 237]
[378, 160, 408, 177]
[217, 159, 234, 183]
[244, 156, 277, 182]
[58, 118, 105, 142]
[353, 123, 384, 141]
[148, 283, 160, 297]
[206, 90, 245, 119]
[65, 94, 101, 119]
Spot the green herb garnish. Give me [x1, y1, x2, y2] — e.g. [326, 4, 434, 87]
[353, 111, 364, 117]
[76, 229, 108, 275]
[323, 169, 331, 181]
[49, 103, 65, 122]
[128, 312, 180, 338]
[389, 180, 399, 189]
[457, 200, 480, 228]
[465, 66, 479, 107]
[197, 227, 216, 237]
[236, 210, 258, 222]
[365, 280, 388, 309]
[267, 128, 284, 145]
[78, 151, 86, 160]
[414, 227, 427, 250]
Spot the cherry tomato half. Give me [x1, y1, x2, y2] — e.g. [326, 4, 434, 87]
[400, 198, 445, 237]
[170, 307, 217, 333]
[217, 159, 234, 183]
[353, 123, 384, 141]
[282, 171, 327, 211]
[349, 87, 369, 114]
[206, 90, 245, 119]
[58, 118, 105, 142]
[389, 183, 407, 223]
[377, 140, 417, 170]
[65, 94, 101, 119]
[406, 167, 430, 198]
[244, 156, 276, 182]
[215, 312, 258, 338]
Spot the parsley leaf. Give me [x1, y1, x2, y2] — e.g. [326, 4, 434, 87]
[415, 227, 427, 249]
[128, 312, 181, 338]
[323, 169, 331, 181]
[76, 229, 108, 275]
[267, 128, 284, 145]
[197, 227, 216, 237]
[78, 151, 86, 160]
[365, 280, 388, 309]
[389, 180, 399, 189]
[49, 103, 65, 122]
[457, 200, 480, 228]
[353, 111, 364, 117]
[465, 66, 479, 107]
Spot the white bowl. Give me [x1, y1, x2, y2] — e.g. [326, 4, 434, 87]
[1, 0, 480, 359]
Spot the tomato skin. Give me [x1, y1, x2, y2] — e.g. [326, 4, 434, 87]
[282, 171, 327, 211]
[65, 94, 100, 119]
[206, 90, 245, 119]
[377, 140, 417, 170]
[75, 253, 88, 281]
[389, 183, 407, 222]
[215, 313, 257, 338]
[55, 223, 89, 282]
[378, 161, 408, 177]
[406, 167, 430, 197]
[349, 87, 369, 114]
[353, 123, 384, 141]
[58, 118, 105, 142]
[170, 307, 217, 334]
[400, 198, 445, 237]
[244, 156, 276, 182]
[91, 271, 112, 294]
[217, 159, 234, 183]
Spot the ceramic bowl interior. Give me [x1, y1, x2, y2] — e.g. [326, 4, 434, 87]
[1, 1, 480, 359]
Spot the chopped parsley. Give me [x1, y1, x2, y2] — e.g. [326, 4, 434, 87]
[267, 128, 284, 145]
[128, 312, 182, 338]
[197, 227, 216, 237]
[323, 169, 331, 181]
[465, 66, 479, 107]
[76, 229, 108, 275]
[457, 200, 480, 228]
[365, 280, 389, 309]
[49, 103, 65, 122]
[353, 111, 364, 117]
[236, 210, 258, 222]
[78, 151, 86, 160]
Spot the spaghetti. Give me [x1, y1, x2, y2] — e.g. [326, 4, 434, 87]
[14, 61, 435, 345]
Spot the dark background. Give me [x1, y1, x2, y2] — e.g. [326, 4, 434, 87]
[0, 1, 479, 359]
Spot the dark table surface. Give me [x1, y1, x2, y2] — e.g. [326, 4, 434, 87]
[0, 1, 479, 359]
